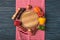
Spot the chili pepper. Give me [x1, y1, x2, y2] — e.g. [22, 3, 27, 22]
[37, 12, 44, 17]
[34, 6, 40, 13]
[38, 25, 45, 30]
[38, 17, 46, 25]
[33, 6, 44, 17]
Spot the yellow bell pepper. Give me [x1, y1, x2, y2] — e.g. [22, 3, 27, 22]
[38, 17, 46, 25]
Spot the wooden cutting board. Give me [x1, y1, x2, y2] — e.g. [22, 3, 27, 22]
[20, 10, 39, 29]
[16, 0, 45, 40]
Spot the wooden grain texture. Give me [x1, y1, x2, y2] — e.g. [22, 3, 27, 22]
[0, 0, 60, 40]
[46, 0, 60, 40]
[20, 10, 38, 28]
[0, 0, 15, 40]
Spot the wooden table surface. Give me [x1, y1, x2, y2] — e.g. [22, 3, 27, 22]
[0, 0, 60, 40]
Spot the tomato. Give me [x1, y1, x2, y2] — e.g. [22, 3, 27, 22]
[14, 20, 21, 26]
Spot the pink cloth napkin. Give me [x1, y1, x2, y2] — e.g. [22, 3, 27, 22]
[16, 0, 45, 40]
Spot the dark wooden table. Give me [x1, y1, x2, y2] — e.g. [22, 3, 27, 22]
[0, 0, 60, 40]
